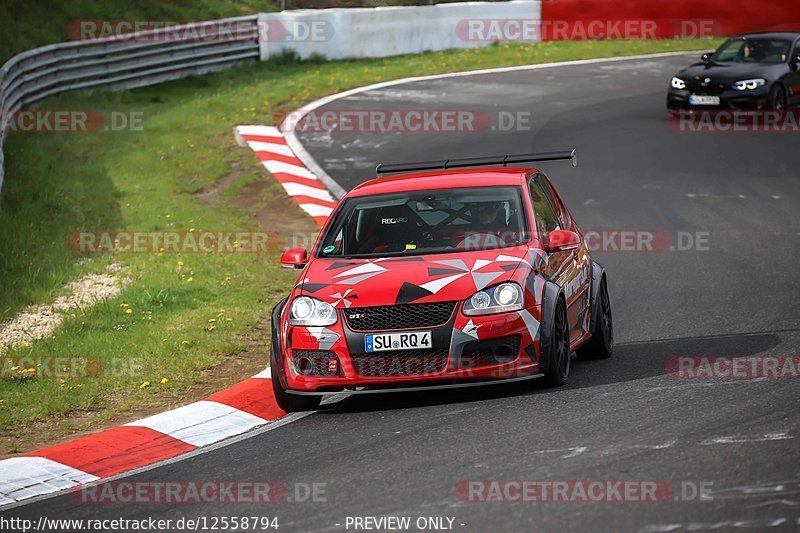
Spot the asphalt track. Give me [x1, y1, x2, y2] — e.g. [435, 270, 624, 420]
[3, 53, 800, 532]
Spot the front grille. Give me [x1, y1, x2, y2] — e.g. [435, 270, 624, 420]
[344, 302, 456, 331]
[351, 349, 449, 376]
[460, 335, 521, 369]
[686, 81, 727, 96]
[292, 350, 342, 376]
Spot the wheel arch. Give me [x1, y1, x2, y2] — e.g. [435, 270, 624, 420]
[271, 296, 290, 389]
[539, 279, 565, 373]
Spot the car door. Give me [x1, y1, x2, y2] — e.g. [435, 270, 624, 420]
[528, 175, 582, 339]
[535, 173, 591, 342]
[786, 38, 800, 107]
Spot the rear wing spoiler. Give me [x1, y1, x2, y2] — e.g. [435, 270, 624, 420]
[376, 149, 577, 176]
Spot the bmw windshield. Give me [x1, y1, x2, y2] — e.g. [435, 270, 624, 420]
[318, 186, 529, 258]
[711, 37, 792, 63]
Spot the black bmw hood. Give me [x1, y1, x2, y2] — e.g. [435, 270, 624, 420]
[676, 61, 784, 84]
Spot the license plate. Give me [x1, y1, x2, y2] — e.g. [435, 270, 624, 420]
[689, 95, 720, 106]
[365, 331, 432, 352]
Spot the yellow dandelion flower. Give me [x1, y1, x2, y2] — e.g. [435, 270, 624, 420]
[125, 308, 133, 314]
[160, 378, 169, 384]
[187, 277, 194, 283]
[189, 228, 196, 233]
[139, 381, 151, 389]
[177, 261, 184, 267]
[208, 318, 216, 323]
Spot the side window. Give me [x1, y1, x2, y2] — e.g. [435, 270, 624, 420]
[536, 175, 571, 230]
[528, 177, 561, 239]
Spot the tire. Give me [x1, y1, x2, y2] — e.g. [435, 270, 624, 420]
[576, 278, 613, 360]
[542, 298, 570, 387]
[767, 85, 787, 112]
[270, 337, 321, 413]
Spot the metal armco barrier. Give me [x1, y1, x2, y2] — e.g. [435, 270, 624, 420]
[0, 15, 261, 194]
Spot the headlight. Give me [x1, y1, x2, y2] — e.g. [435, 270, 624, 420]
[671, 77, 686, 90]
[289, 296, 337, 326]
[463, 282, 523, 316]
[734, 78, 766, 90]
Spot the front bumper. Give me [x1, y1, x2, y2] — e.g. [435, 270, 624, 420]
[667, 86, 770, 111]
[279, 303, 542, 392]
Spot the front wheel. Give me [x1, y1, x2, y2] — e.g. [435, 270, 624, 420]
[576, 278, 613, 360]
[767, 85, 787, 112]
[270, 345, 321, 413]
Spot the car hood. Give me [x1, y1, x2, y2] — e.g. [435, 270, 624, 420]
[677, 61, 784, 84]
[297, 246, 534, 308]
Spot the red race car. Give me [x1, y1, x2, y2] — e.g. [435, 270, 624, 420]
[270, 150, 613, 411]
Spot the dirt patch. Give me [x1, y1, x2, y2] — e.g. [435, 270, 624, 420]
[0, 264, 129, 354]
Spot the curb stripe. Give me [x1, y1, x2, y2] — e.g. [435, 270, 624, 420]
[0, 457, 99, 502]
[235, 125, 336, 227]
[254, 151, 304, 167]
[123, 400, 268, 448]
[207, 377, 286, 420]
[0, 367, 282, 506]
[27, 426, 196, 479]
[270, 171, 329, 189]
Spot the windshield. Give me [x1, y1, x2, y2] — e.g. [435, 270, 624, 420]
[318, 186, 528, 258]
[711, 38, 791, 64]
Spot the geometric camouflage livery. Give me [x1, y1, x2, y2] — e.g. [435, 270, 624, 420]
[278, 167, 594, 391]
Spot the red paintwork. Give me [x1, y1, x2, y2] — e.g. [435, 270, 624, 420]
[277, 166, 595, 391]
[540, 0, 800, 40]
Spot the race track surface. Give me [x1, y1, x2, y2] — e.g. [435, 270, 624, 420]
[3, 53, 800, 532]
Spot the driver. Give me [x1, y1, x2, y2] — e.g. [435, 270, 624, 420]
[474, 201, 507, 230]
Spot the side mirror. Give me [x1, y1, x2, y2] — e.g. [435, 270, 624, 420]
[280, 247, 308, 269]
[545, 229, 581, 253]
[701, 52, 712, 62]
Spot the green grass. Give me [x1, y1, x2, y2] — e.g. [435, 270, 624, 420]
[0, 38, 722, 448]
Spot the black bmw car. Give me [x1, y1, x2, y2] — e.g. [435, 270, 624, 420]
[667, 32, 800, 111]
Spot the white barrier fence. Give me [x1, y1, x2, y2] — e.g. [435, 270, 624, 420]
[0, 1, 540, 195]
[259, 1, 540, 59]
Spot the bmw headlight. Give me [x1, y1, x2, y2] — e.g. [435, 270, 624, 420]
[734, 78, 766, 90]
[463, 282, 523, 316]
[671, 77, 686, 90]
[289, 296, 337, 326]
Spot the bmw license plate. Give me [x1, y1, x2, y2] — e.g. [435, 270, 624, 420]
[689, 95, 720, 106]
[365, 331, 432, 352]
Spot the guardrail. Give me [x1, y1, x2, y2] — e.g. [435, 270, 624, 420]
[0, 15, 261, 194]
